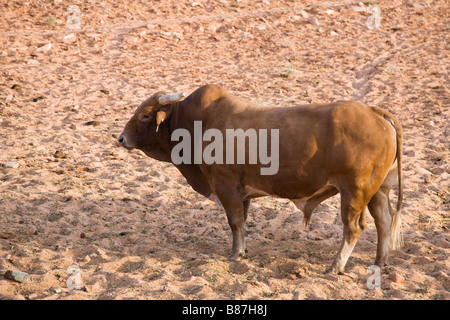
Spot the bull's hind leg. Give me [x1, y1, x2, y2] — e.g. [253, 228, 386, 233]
[328, 189, 368, 274]
[368, 165, 398, 267]
[368, 188, 392, 267]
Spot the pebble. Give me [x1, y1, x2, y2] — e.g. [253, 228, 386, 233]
[299, 10, 309, 19]
[180, 271, 193, 280]
[27, 59, 40, 66]
[59, 33, 75, 41]
[85, 120, 101, 126]
[54, 150, 66, 159]
[33, 96, 45, 102]
[388, 272, 405, 284]
[4, 161, 19, 168]
[308, 17, 320, 26]
[35, 43, 52, 53]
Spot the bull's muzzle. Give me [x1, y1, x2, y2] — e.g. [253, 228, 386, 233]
[118, 133, 132, 149]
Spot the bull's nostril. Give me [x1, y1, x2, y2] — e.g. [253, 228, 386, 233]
[118, 135, 124, 144]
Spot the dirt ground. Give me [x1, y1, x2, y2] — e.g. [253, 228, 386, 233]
[0, 0, 448, 300]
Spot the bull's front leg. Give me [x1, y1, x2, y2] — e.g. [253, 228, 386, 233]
[226, 203, 246, 261]
[213, 183, 248, 261]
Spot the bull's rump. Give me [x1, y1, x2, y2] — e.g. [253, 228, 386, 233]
[201, 100, 397, 200]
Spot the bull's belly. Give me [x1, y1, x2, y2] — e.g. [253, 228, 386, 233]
[241, 184, 336, 204]
[207, 184, 338, 209]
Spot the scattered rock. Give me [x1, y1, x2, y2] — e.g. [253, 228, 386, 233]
[4, 270, 30, 283]
[158, 31, 183, 41]
[299, 10, 309, 19]
[27, 59, 40, 66]
[389, 272, 405, 284]
[85, 120, 101, 126]
[308, 17, 320, 26]
[4, 161, 19, 168]
[35, 43, 52, 53]
[33, 96, 45, 102]
[59, 33, 76, 42]
[11, 84, 21, 90]
[180, 270, 193, 280]
[54, 150, 66, 159]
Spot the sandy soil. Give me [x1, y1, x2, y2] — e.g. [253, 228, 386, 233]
[0, 0, 448, 300]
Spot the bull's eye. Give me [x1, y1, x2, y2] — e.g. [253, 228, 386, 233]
[141, 114, 150, 121]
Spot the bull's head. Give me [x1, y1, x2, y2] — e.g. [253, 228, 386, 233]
[118, 92, 185, 156]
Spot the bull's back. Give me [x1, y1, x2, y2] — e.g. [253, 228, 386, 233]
[208, 100, 395, 198]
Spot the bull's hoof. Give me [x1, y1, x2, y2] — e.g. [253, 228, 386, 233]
[325, 265, 344, 275]
[228, 249, 246, 261]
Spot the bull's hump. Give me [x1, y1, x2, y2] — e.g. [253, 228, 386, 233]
[195, 84, 229, 107]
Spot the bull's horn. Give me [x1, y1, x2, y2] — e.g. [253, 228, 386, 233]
[158, 92, 186, 105]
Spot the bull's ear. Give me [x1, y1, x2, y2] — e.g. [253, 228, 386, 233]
[155, 111, 166, 132]
[155, 103, 175, 132]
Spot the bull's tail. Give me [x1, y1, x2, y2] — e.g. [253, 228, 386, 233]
[387, 114, 403, 250]
[372, 107, 404, 250]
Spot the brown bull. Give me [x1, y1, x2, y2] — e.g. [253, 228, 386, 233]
[118, 84, 403, 274]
